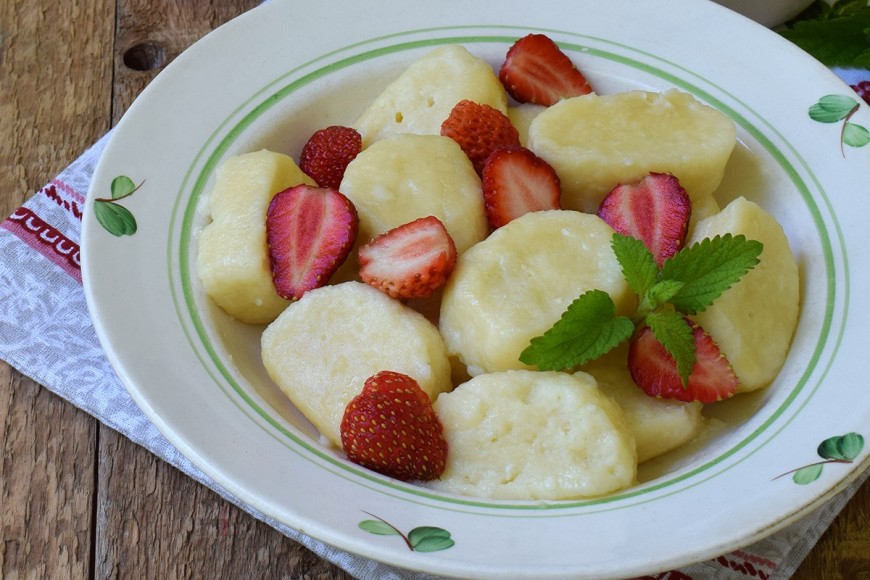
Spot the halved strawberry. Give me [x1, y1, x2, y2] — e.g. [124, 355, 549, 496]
[358, 216, 457, 300]
[440, 99, 521, 175]
[597, 172, 692, 266]
[299, 125, 362, 189]
[481, 146, 561, 229]
[499, 34, 593, 106]
[628, 318, 738, 404]
[266, 184, 358, 300]
[340, 370, 448, 482]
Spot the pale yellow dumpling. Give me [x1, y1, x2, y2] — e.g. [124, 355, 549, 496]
[689, 197, 799, 392]
[339, 133, 487, 253]
[261, 281, 453, 447]
[353, 45, 508, 147]
[583, 348, 704, 463]
[439, 210, 633, 376]
[197, 150, 315, 325]
[528, 90, 737, 221]
[428, 370, 637, 500]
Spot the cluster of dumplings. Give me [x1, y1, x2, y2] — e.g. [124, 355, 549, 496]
[196, 45, 799, 500]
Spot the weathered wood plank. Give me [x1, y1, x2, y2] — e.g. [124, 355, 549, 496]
[0, 1, 112, 579]
[95, 1, 351, 577]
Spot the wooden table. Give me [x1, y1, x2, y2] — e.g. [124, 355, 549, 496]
[1, 1, 867, 578]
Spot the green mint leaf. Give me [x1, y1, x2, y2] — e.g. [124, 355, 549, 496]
[662, 234, 762, 315]
[612, 233, 658, 297]
[779, 3, 870, 68]
[643, 279, 685, 313]
[646, 311, 696, 387]
[519, 289, 634, 371]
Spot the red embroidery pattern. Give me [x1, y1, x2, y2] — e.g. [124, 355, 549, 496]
[632, 571, 694, 580]
[3, 206, 81, 281]
[715, 553, 773, 578]
[43, 183, 84, 220]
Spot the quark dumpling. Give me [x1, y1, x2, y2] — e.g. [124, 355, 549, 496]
[339, 133, 488, 254]
[688, 197, 799, 392]
[261, 281, 453, 447]
[439, 210, 633, 375]
[528, 89, 737, 221]
[197, 150, 314, 325]
[583, 348, 704, 463]
[428, 370, 637, 500]
[353, 45, 508, 147]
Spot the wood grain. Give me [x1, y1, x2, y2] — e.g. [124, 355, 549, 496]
[0, 0, 867, 578]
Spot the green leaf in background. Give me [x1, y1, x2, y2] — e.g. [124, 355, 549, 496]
[94, 200, 137, 236]
[808, 94, 859, 123]
[792, 464, 824, 485]
[844, 122, 870, 147]
[778, 0, 870, 69]
[110, 175, 137, 200]
[408, 527, 455, 552]
[818, 433, 865, 461]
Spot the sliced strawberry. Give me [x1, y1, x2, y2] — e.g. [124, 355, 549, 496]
[358, 216, 457, 300]
[628, 318, 738, 404]
[481, 146, 561, 229]
[440, 99, 521, 175]
[340, 370, 448, 482]
[299, 125, 362, 189]
[597, 172, 692, 266]
[499, 34, 593, 106]
[266, 184, 358, 300]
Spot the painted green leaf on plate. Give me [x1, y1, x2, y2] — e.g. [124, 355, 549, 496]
[844, 122, 870, 147]
[792, 464, 824, 485]
[94, 200, 138, 237]
[110, 175, 138, 199]
[809, 94, 858, 122]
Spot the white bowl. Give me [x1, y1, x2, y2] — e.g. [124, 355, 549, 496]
[82, 1, 870, 578]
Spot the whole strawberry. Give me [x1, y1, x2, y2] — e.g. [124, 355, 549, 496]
[440, 99, 521, 175]
[340, 371, 448, 482]
[299, 125, 362, 189]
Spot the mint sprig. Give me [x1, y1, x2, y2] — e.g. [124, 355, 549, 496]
[519, 232, 763, 384]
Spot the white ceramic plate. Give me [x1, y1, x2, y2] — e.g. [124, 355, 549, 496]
[82, 1, 870, 577]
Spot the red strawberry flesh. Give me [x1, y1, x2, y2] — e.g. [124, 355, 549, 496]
[628, 319, 738, 404]
[340, 370, 448, 482]
[266, 184, 358, 300]
[359, 216, 457, 300]
[440, 99, 521, 175]
[499, 34, 593, 106]
[597, 172, 691, 266]
[299, 125, 362, 190]
[482, 145, 561, 229]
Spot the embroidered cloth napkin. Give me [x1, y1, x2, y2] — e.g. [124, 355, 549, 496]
[2, 68, 869, 580]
